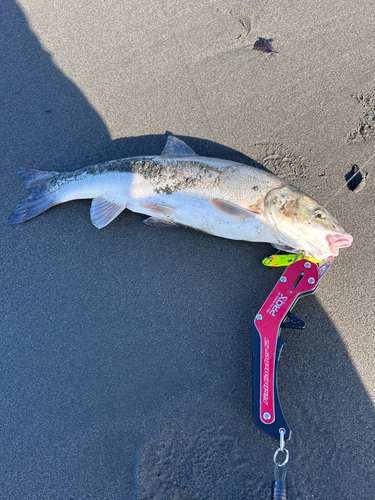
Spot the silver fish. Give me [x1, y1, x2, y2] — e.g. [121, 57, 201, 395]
[8, 136, 353, 260]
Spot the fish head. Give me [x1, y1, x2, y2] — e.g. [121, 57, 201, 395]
[264, 186, 353, 260]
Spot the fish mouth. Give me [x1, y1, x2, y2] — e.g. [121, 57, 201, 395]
[326, 233, 353, 256]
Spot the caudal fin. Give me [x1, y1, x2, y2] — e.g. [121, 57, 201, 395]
[8, 167, 59, 224]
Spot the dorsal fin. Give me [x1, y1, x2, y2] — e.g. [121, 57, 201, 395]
[161, 136, 197, 156]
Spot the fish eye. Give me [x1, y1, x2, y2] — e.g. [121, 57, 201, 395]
[314, 209, 326, 219]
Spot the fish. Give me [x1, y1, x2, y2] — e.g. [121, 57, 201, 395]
[8, 135, 353, 260]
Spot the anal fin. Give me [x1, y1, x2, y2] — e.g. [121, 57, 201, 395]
[91, 197, 127, 228]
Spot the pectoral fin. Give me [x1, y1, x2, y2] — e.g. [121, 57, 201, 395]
[211, 198, 260, 221]
[90, 197, 127, 228]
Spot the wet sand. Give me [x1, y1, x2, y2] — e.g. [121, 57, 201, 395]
[2, 0, 375, 498]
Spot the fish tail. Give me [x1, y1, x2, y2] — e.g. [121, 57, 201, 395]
[8, 167, 59, 224]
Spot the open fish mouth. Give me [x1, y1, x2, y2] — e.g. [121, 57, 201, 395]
[326, 233, 353, 256]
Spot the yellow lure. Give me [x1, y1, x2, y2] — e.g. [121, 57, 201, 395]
[262, 253, 322, 267]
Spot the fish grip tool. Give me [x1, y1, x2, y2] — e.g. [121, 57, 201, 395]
[252, 255, 333, 498]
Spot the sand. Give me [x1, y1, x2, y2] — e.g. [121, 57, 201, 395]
[1, 0, 375, 498]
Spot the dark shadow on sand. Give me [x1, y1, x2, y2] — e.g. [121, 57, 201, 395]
[1, 1, 374, 499]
